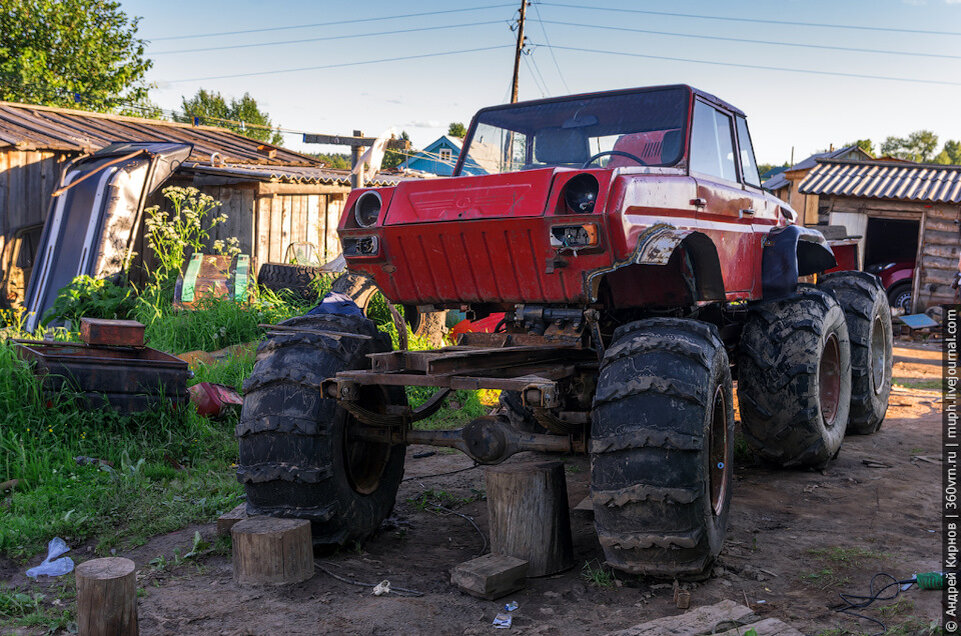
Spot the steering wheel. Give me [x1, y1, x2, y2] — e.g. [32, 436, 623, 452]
[581, 150, 645, 168]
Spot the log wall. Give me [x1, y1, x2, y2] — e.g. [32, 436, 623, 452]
[826, 196, 961, 311]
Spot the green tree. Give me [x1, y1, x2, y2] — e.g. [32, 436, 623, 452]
[448, 122, 467, 138]
[175, 89, 283, 145]
[309, 153, 351, 170]
[933, 140, 961, 165]
[382, 130, 411, 170]
[880, 130, 939, 163]
[843, 139, 874, 156]
[0, 0, 152, 111]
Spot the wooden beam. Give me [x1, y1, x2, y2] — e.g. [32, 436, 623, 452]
[255, 182, 349, 196]
[302, 133, 409, 150]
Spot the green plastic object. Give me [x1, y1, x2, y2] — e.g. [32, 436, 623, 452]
[181, 253, 204, 302]
[916, 572, 944, 590]
[234, 254, 250, 302]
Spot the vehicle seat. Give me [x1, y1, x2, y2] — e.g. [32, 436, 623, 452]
[534, 127, 590, 165]
[608, 133, 657, 168]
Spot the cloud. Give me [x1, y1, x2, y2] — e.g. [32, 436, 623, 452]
[404, 120, 444, 129]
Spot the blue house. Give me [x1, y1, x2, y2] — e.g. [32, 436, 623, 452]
[400, 135, 487, 176]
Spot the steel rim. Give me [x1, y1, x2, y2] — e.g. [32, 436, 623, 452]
[871, 315, 886, 394]
[343, 388, 392, 495]
[709, 385, 729, 516]
[895, 290, 912, 313]
[819, 333, 842, 428]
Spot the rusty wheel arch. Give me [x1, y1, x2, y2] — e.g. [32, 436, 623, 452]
[586, 224, 726, 306]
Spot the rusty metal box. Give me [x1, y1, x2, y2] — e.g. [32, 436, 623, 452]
[15, 340, 188, 412]
[79, 318, 146, 347]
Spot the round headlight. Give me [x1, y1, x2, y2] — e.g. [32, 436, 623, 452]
[354, 191, 382, 227]
[563, 173, 599, 214]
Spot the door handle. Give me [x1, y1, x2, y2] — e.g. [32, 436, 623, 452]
[740, 208, 756, 216]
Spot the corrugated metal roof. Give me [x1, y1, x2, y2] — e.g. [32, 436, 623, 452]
[181, 162, 406, 187]
[762, 145, 869, 191]
[799, 159, 961, 204]
[0, 100, 319, 166]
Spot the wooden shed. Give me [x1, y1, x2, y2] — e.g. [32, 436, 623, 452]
[0, 100, 402, 273]
[800, 159, 961, 311]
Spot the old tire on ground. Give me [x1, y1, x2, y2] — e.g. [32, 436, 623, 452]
[590, 318, 734, 578]
[236, 313, 404, 547]
[737, 289, 851, 468]
[818, 271, 892, 434]
[331, 272, 447, 346]
[257, 263, 321, 301]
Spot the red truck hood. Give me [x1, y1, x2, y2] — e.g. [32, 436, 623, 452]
[384, 170, 555, 224]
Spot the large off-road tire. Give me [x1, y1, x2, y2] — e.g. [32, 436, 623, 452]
[819, 271, 893, 434]
[590, 318, 734, 578]
[331, 272, 447, 346]
[236, 313, 405, 546]
[737, 289, 851, 468]
[257, 263, 321, 300]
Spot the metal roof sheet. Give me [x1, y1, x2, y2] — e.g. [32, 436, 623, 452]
[799, 159, 961, 204]
[181, 162, 407, 187]
[0, 100, 320, 167]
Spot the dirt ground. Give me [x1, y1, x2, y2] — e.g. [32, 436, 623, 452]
[14, 343, 945, 635]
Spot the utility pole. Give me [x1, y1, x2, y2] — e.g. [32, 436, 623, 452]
[510, 0, 528, 103]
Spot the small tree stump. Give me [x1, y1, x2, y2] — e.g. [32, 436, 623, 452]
[75, 557, 137, 636]
[486, 460, 574, 576]
[217, 503, 248, 536]
[231, 516, 313, 585]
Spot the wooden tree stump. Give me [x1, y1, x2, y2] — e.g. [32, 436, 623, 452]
[75, 557, 137, 636]
[231, 516, 314, 585]
[486, 460, 574, 576]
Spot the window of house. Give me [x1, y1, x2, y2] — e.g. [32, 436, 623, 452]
[735, 116, 761, 187]
[689, 101, 737, 182]
[439, 148, 452, 162]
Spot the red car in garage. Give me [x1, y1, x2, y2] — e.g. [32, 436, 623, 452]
[866, 259, 915, 312]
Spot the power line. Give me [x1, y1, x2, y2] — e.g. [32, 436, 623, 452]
[538, 43, 961, 87]
[152, 21, 506, 55]
[168, 45, 511, 83]
[146, 4, 516, 41]
[541, 19, 961, 60]
[543, 2, 961, 37]
[531, 2, 570, 93]
[522, 53, 548, 97]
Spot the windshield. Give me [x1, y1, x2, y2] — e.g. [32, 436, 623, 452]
[456, 87, 690, 175]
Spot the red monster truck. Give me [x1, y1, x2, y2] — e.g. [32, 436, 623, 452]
[237, 85, 893, 578]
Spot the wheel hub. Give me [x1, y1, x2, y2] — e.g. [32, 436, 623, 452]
[871, 315, 886, 394]
[819, 333, 842, 428]
[708, 385, 729, 517]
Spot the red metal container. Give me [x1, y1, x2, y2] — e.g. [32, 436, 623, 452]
[80, 318, 146, 347]
[15, 340, 188, 412]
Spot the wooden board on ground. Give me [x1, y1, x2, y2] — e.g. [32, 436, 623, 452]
[451, 553, 528, 600]
[217, 503, 247, 536]
[606, 599, 803, 636]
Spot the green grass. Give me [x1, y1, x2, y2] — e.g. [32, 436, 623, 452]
[581, 559, 615, 588]
[0, 338, 244, 558]
[807, 546, 891, 567]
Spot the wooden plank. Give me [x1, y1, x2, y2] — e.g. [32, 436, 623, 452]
[240, 186, 254, 256]
[268, 195, 282, 263]
[318, 195, 330, 260]
[922, 243, 959, 259]
[256, 196, 270, 267]
[926, 216, 961, 233]
[714, 617, 804, 636]
[606, 599, 758, 636]
[217, 503, 247, 536]
[255, 182, 348, 196]
[451, 553, 528, 600]
[305, 195, 319, 251]
[280, 196, 291, 257]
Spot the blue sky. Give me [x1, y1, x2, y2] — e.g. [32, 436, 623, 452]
[126, 0, 961, 164]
